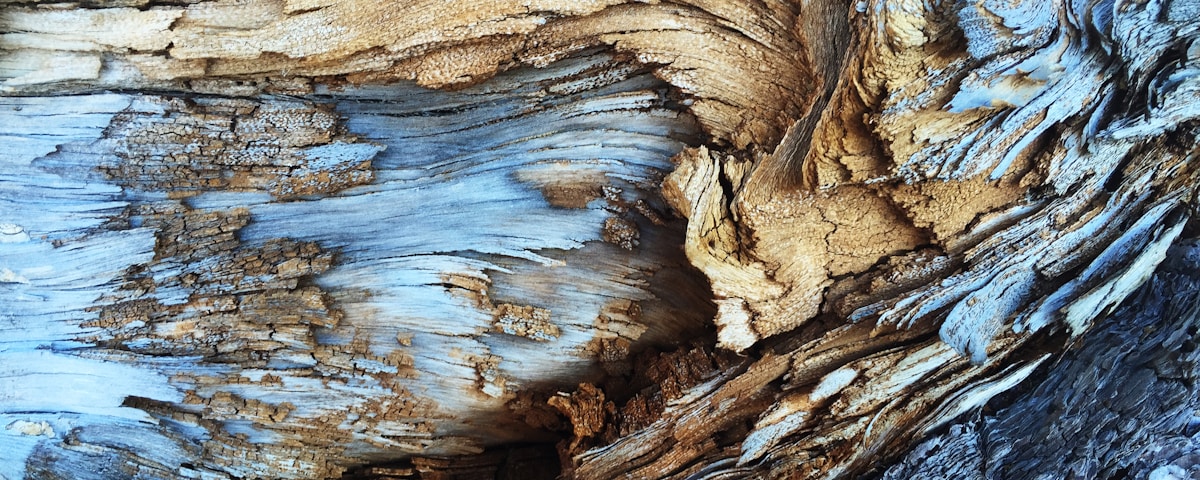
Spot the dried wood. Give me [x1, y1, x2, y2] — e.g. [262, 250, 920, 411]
[880, 240, 1200, 479]
[2, 0, 1199, 478]
[1, 52, 712, 478]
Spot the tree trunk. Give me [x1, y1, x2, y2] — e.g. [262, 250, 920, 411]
[2, 1, 1198, 479]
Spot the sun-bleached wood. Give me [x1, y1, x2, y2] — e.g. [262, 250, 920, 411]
[2, 0, 1199, 478]
[2, 51, 711, 478]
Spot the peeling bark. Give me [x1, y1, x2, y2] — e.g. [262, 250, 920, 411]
[3, 0, 1200, 479]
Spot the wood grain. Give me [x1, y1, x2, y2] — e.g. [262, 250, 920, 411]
[2, 0, 1199, 478]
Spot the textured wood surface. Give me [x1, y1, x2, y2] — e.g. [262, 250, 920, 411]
[880, 240, 1200, 479]
[2, 0, 1199, 478]
[559, 0, 1200, 477]
[2, 52, 713, 478]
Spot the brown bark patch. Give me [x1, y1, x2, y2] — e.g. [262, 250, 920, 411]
[493, 303, 560, 342]
[548, 383, 617, 451]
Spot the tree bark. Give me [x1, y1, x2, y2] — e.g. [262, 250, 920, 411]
[2, 1, 1198, 479]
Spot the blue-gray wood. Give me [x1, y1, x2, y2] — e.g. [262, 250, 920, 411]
[879, 239, 1200, 479]
[0, 51, 709, 479]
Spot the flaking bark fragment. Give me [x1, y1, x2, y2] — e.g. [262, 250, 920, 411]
[493, 304, 560, 342]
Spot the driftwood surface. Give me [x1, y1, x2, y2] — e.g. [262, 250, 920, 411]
[2, 0, 1200, 479]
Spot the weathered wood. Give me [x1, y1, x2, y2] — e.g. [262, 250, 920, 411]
[554, 0, 1200, 477]
[1, 51, 713, 478]
[2, 0, 1199, 478]
[879, 239, 1200, 479]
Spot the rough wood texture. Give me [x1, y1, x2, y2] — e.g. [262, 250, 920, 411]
[2, 0, 1199, 478]
[2, 52, 712, 478]
[556, 0, 1200, 477]
[879, 239, 1200, 479]
[0, 0, 813, 149]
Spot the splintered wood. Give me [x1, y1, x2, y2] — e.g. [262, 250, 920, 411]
[564, 0, 1200, 478]
[3, 0, 1200, 479]
[1, 0, 812, 149]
